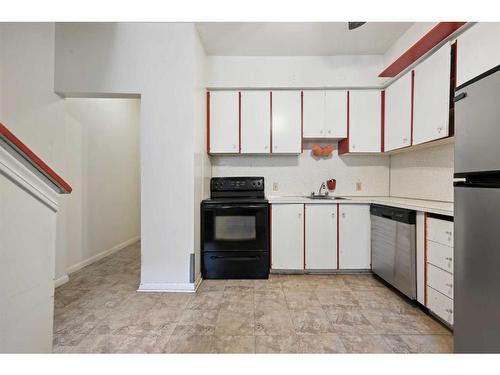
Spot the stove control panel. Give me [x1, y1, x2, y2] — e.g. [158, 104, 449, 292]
[211, 177, 264, 192]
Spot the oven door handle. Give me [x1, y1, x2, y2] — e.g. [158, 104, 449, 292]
[215, 205, 267, 210]
[210, 255, 260, 261]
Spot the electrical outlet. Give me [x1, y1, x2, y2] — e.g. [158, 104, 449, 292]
[356, 181, 362, 191]
[273, 182, 279, 192]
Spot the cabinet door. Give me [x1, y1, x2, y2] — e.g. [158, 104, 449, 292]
[457, 23, 500, 87]
[305, 204, 337, 270]
[384, 71, 413, 151]
[209, 91, 239, 153]
[339, 204, 371, 269]
[325, 90, 348, 138]
[349, 90, 381, 153]
[413, 44, 451, 145]
[302, 91, 325, 138]
[241, 91, 271, 154]
[271, 91, 302, 154]
[271, 204, 304, 270]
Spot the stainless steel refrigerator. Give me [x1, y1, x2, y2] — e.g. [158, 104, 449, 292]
[454, 65, 500, 353]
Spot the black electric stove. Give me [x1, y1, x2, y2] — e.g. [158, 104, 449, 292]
[201, 177, 269, 279]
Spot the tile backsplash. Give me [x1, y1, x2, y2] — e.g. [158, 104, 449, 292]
[211, 142, 390, 197]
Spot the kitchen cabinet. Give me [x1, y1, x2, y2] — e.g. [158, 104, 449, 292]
[338, 204, 371, 269]
[413, 43, 452, 145]
[271, 204, 304, 270]
[241, 91, 270, 154]
[208, 91, 240, 154]
[384, 71, 413, 151]
[343, 90, 382, 153]
[426, 215, 454, 326]
[457, 23, 500, 88]
[303, 90, 347, 138]
[305, 204, 337, 270]
[271, 91, 302, 154]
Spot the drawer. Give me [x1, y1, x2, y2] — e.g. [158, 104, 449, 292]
[427, 217, 453, 247]
[427, 286, 454, 325]
[427, 240, 454, 274]
[427, 263, 454, 299]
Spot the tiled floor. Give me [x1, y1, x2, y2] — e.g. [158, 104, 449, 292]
[53, 242, 453, 353]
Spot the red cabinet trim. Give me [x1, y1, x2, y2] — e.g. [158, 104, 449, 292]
[269, 91, 273, 154]
[381, 90, 385, 153]
[338, 91, 349, 155]
[410, 70, 415, 146]
[379, 22, 466, 78]
[300, 91, 304, 153]
[336, 204, 340, 269]
[206, 91, 211, 154]
[424, 212, 428, 306]
[303, 204, 306, 269]
[0, 122, 72, 194]
[238, 91, 242, 153]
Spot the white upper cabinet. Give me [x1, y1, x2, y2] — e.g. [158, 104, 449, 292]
[271, 91, 302, 154]
[384, 70, 413, 151]
[338, 204, 371, 269]
[303, 90, 347, 138]
[413, 43, 452, 145]
[271, 204, 304, 270]
[457, 23, 500, 87]
[241, 91, 270, 154]
[325, 91, 348, 138]
[302, 91, 325, 138]
[209, 91, 239, 154]
[305, 204, 337, 270]
[348, 90, 381, 153]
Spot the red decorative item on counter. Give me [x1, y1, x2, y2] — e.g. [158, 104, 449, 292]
[327, 179, 336, 190]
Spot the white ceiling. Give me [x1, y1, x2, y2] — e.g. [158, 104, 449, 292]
[196, 22, 413, 56]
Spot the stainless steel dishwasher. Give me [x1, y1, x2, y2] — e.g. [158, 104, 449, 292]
[370, 204, 416, 299]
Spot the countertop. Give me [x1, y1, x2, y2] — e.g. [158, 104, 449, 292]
[267, 195, 454, 216]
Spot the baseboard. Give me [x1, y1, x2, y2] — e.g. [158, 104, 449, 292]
[54, 274, 69, 288]
[137, 280, 197, 293]
[66, 236, 140, 275]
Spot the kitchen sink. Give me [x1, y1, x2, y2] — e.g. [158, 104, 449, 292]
[304, 195, 349, 200]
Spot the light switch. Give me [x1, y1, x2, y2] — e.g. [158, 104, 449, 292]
[273, 182, 279, 192]
[356, 181, 362, 191]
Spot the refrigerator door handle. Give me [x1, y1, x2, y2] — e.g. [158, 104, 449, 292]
[454, 92, 467, 102]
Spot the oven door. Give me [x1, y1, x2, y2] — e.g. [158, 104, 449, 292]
[201, 203, 269, 252]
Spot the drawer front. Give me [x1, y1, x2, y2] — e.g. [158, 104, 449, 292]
[427, 286, 454, 325]
[427, 263, 454, 299]
[427, 240, 454, 274]
[427, 217, 454, 247]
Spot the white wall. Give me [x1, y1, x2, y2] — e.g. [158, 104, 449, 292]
[55, 23, 208, 289]
[212, 141, 389, 197]
[389, 143, 454, 202]
[0, 23, 69, 282]
[207, 55, 385, 88]
[64, 98, 141, 273]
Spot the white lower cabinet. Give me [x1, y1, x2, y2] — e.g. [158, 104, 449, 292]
[338, 204, 371, 269]
[271, 204, 304, 270]
[305, 204, 337, 270]
[426, 215, 454, 326]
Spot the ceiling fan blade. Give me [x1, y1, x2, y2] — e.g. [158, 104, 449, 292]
[348, 22, 367, 30]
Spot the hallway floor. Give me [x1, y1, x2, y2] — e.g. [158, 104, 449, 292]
[53, 243, 452, 353]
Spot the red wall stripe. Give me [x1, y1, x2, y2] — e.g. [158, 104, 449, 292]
[303, 204, 306, 269]
[0, 122, 72, 193]
[379, 22, 466, 77]
[300, 91, 304, 153]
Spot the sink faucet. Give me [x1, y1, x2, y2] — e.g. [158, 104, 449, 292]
[317, 181, 328, 196]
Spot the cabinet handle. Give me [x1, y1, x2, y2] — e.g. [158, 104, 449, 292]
[437, 126, 443, 133]
[445, 308, 453, 314]
[445, 231, 452, 235]
[320, 130, 323, 134]
[342, 213, 346, 218]
[298, 213, 302, 218]
[351, 144, 356, 150]
[264, 145, 268, 150]
[446, 283, 453, 288]
[445, 257, 453, 261]
[327, 130, 331, 134]
[403, 137, 408, 143]
[331, 213, 335, 218]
